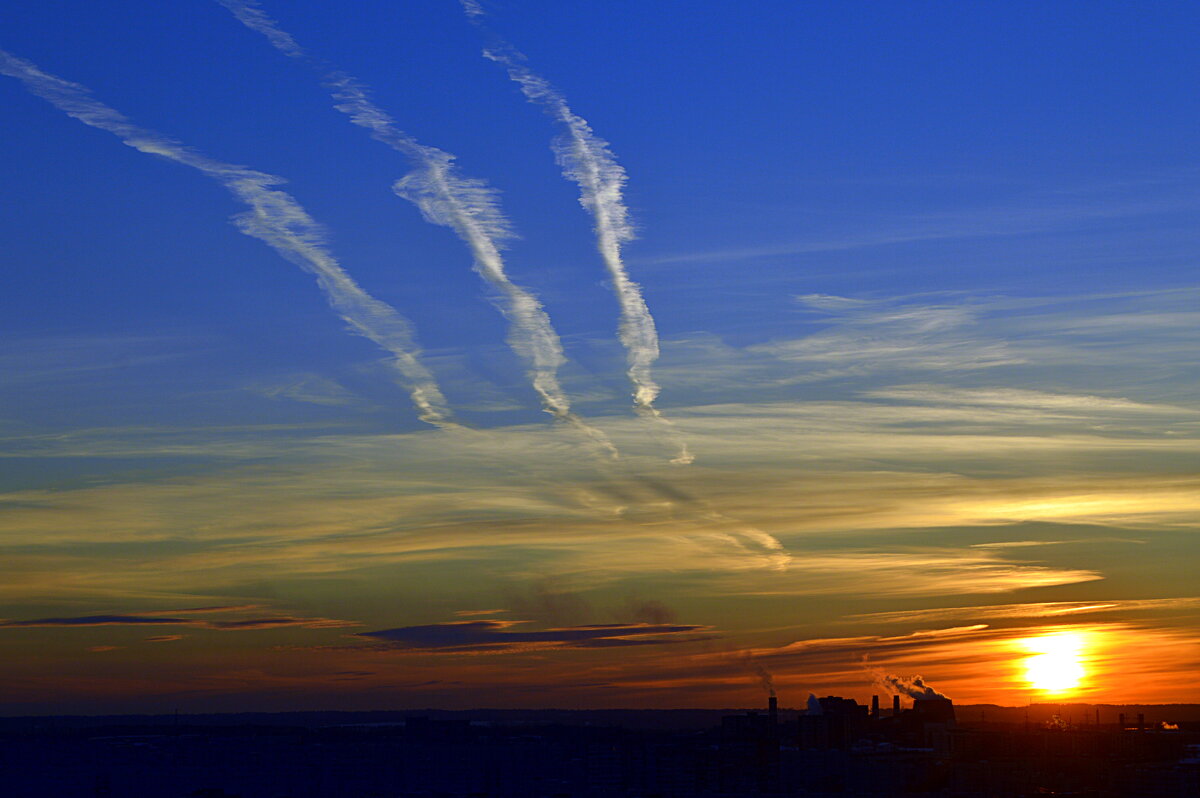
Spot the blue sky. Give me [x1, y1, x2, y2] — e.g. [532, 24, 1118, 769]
[1, 1, 1198, 712]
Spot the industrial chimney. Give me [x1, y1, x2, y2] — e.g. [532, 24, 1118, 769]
[871, 695, 880, 719]
[892, 695, 901, 717]
[768, 695, 778, 727]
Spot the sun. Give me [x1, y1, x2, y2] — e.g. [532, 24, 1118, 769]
[1021, 631, 1089, 694]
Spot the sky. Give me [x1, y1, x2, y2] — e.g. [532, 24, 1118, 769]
[1, 0, 1198, 714]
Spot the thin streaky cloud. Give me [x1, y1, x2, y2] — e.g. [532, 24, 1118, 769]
[846, 597, 1200, 625]
[350, 619, 716, 655]
[218, 0, 616, 458]
[0, 49, 452, 428]
[464, 9, 689, 463]
[0, 612, 357, 630]
[968, 538, 1145, 549]
[633, 191, 1200, 267]
[862, 386, 1199, 415]
[142, 605, 264, 615]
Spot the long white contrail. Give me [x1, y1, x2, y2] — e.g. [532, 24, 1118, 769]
[218, 0, 617, 458]
[463, 17, 691, 463]
[0, 49, 452, 428]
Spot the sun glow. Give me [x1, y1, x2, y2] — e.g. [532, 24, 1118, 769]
[1021, 631, 1090, 694]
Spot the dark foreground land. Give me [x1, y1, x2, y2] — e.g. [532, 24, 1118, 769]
[2, 702, 1198, 797]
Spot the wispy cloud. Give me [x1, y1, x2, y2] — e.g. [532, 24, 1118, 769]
[633, 185, 1200, 267]
[249, 373, 362, 407]
[756, 294, 1024, 374]
[0, 334, 193, 387]
[863, 386, 1198, 415]
[646, 288, 1200, 412]
[724, 548, 1101, 597]
[0, 48, 452, 427]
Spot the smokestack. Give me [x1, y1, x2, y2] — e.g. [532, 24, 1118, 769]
[769, 695, 778, 727]
[1119, 713, 1125, 731]
[871, 695, 880, 719]
[892, 695, 900, 717]
[1137, 713, 1145, 732]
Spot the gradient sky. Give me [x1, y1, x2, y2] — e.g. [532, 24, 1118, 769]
[2, 0, 1199, 714]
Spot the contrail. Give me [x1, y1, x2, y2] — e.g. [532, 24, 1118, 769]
[0, 49, 452, 428]
[463, 6, 692, 464]
[217, 0, 617, 458]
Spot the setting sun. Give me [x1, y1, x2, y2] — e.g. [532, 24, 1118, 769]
[1021, 631, 1090, 694]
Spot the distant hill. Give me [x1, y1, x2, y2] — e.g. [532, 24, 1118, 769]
[955, 703, 1200, 725]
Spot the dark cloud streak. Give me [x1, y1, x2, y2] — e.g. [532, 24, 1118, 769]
[0, 613, 355, 631]
[356, 619, 713, 654]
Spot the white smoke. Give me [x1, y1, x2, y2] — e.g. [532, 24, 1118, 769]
[469, 28, 691, 464]
[806, 693, 823, 715]
[877, 673, 948, 701]
[0, 49, 452, 428]
[218, 0, 617, 457]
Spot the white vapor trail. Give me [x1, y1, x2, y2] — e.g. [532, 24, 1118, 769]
[218, 0, 617, 458]
[0, 49, 452, 428]
[473, 37, 692, 464]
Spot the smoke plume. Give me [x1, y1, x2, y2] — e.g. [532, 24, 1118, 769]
[755, 664, 776, 697]
[806, 693, 823, 715]
[0, 48, 452, 427]
[218, 0, 616, 457]
[877, 673, 948, 701]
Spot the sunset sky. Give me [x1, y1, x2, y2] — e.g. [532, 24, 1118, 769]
[2, 0, 1199, 715]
